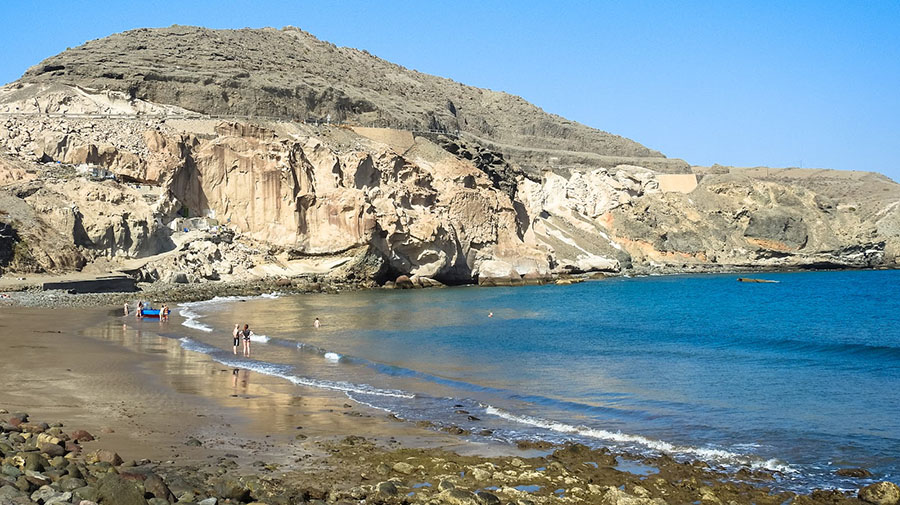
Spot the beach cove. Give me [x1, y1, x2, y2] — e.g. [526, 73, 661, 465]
[1, 270, 899, 504]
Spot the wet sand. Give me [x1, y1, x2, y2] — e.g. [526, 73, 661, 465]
[0, 306, 467, 467]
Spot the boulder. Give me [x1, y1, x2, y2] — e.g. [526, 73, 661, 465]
[475, 490, 501, 505]
[38, 442, 65, 458]
[68, 430, 94, 442]
[469, 467, 491, 481]
[30, 486, 72, 504]
[392, 462, 415, 475]
[212, 477, 250, 502]
[97, 473, 148, 505]
[394, 275, 415, 289]
[65, 441, 81, 455]
[859, 482, 900, 505]
[73, 484, 101, 503]
[477, 260, 518, 285]
[86, 449, 123, 466]
[440, 489, 480, 505]
[0, 485, 28, 501]
[56, 476, 86, 492]
[837, 468, 873, 478]
[375, 481, 398, 497]
[22, 452, 44, 472]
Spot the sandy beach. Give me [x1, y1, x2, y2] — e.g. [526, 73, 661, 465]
[0, 302, 895, 505]
[0, 306, 468, 463]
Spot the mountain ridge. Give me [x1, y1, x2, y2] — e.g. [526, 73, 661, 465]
[17, 25, 690, 174]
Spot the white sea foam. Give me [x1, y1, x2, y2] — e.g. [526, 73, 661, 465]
[177, 337, 413, 399]
[345, 393, 397, 414]
[178, 308, 214, 332]
[249, 333, 270, 343]
[296, 342, 345, 363]
[178, 292, 281, 334]
[484, 406, 797, 474]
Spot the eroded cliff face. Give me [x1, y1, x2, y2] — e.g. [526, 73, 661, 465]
[520, 168, 900, 274]
[157, 122, 900, 280]
[163, 122, 552, 283]
[0, 112, 897, 284]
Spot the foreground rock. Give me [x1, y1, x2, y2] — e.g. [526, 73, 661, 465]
[0, 410, 894, 505]
[859, 482, 900, 505]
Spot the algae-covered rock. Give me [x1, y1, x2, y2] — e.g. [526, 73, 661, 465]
[97, 473, 148, 505]
[440, 488, 480, 505]
[859, 482, 900, 505]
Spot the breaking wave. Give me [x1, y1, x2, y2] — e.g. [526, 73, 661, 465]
[483, 405, 798, 474]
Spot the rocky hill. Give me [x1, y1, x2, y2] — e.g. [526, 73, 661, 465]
[0, 26, 897, 290]
[16, 25, 688, 174]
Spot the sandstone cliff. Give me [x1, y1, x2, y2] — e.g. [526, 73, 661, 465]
[0, 26, 897, 287]
[1, 111, 897, 286]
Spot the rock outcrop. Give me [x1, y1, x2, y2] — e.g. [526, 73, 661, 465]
[163, 122, 551, 283]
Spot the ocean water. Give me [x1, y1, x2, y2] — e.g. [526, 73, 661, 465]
[167, 270, 899, 491]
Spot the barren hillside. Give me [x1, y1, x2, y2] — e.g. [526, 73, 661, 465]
[16, 25, 688, 174]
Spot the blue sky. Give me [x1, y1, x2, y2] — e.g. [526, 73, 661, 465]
[2, 1, 899, 180]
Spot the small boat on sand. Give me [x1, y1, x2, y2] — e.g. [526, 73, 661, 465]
[737, 278, 779, 283]
[139, 308, 168, 318]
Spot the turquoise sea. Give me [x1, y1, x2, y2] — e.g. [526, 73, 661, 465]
[165, 270, 899, 491]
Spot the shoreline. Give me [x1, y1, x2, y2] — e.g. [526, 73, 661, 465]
[0, 265, 896, 309]
[0, 303, 896, 504]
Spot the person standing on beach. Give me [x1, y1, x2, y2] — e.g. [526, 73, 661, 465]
[242, 324, 253, 357]
[123, 302, 129, 316]
[314, 317, 320, 328]
[232, 324, 240, 355]
[136, 301, 143, 318]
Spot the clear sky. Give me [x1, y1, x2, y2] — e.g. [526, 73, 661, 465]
[2, 1, 899, 180]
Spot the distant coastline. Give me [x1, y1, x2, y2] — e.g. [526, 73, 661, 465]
[1, 263, 898, 309]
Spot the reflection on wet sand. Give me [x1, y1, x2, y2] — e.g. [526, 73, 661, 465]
[231, 368, 250, 393]
[86, 317, 451, 446]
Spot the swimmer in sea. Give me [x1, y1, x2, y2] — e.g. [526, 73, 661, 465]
[488, 311, 493, 318]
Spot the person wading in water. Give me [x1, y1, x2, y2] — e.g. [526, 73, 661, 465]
[242, 324, 253, 357]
